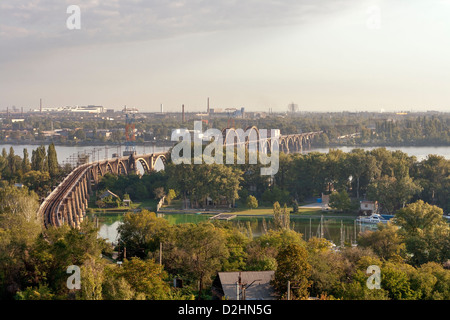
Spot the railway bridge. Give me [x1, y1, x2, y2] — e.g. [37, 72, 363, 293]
[39, 152, 169, 228]
[220, 126, 323, 154]
[39, 128, 322, 228]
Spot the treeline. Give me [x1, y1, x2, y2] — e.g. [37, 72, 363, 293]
[1, 184, 448, 300]
[0, 143, 69, 198]
[275, 149, 449, 213]
[120, 147, 448, 214]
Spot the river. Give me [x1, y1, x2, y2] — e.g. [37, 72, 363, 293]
[1, 144, 449, 164]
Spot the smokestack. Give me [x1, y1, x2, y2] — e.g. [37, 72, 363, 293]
[182, 104, 185, 122]
[207, 97, 210, 114]
[40, 98, 42, 113]
[160, 104, 163, 113]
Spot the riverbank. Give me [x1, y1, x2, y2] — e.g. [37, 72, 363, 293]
[158, 204, 360, 220]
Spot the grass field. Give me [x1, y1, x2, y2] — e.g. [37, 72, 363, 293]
[232, 206, 323, 216]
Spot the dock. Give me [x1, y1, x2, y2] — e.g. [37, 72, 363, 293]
[209, 213, 237, 221]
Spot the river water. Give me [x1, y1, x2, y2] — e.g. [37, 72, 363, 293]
[1, 144, 449, 163]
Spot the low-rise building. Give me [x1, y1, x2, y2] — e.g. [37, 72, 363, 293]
[360, 200, 378, 215]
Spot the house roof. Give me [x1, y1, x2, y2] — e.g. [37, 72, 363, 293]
[216, 271, 276, 300]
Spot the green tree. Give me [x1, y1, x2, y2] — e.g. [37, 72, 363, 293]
[47, 143, 59, 179]
[102, 271, 136, 300]
[0, 186, 42, 298]
[22, 170, 51, 197]
[395, 200, 450, 265]
[346, 150, 380, 199]
[272, 202, 290, 230]
[80, 258, 104, 300]
[165, 189, 177, 205]
[14, 285, 55, 300]
[31, 146, 47, 172]
[272, 243, 312, 299]
[357, 223, 406, 261]
[367, 176, 422, 213]
[246, 195, 258, 210]
[109, 257, 170, 300]
[381, 262, 418, 300]
[153, 186, 166, 200]
[7, 147, 17, 176]
[117, 209, 169, 259]
[21, 148, 31, 173]
[167, 222, 229, 296]
[329, 190, 352, 212]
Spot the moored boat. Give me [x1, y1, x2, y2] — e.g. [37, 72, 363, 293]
[355, 213, 389, 224]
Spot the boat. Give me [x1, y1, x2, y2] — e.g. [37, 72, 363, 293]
[355, 213, 389, 224]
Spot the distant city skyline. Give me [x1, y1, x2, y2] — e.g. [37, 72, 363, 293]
[1, 0, 450, 113]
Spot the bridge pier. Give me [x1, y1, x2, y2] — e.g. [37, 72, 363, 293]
[64, 198, 73, 227]
[69, 194, 79, 228]
[74, 186, 83, 225]
[78, 183, 86, 217]
[87, 173, 92, 195]
[81, 177, 88, 208]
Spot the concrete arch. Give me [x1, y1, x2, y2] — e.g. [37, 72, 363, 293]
[279, 137, 289, 153]
[287, 137, 296, 153]
[136, 158, 150, 174]
[118, 161, 127, 175]
[270, 138, 280, 153]
[106, 162, 113, 174]
[244, 126, 260, 145]
[222, 128, 241, 146]
[261, 139, 271, 154]
[152, 154, 167, 171]
[96, 164, 104, 177]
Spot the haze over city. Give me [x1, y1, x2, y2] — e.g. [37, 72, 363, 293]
[1, 0, 450, 112]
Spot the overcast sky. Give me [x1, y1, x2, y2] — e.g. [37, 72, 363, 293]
[1, 0, 450, 113]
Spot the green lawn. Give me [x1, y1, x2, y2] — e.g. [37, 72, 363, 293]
[232, 206, 323, 216]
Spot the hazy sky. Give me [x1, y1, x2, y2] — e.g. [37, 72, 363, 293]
[1, 0, 450, 113]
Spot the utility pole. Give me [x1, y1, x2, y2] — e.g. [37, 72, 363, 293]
[287, 281, 291, 300]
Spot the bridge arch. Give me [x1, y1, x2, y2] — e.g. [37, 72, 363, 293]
[96, 164, 104, 177]
[152, 154, 167, 172]
[244, 126, 260, 145]
[260, 139, 271, 154]
[105, 162, 114, 174]
[270, 138, 280, 153]
[279, 137, 289, 153]
[118, 161, 127, 175]
[222, 128, 242, 146]
[136, 158, 150, 174]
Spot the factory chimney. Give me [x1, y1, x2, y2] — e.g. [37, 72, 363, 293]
[160, 104, 163, 113]
[207, 97, 210, 114]
[40, 98, 42, 113]
[182, 104, 185, 122]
